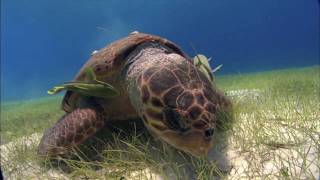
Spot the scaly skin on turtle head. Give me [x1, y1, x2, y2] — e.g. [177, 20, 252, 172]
[128, 46, 232, 157]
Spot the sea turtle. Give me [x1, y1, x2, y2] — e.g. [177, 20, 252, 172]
[38, 32, 232, 157]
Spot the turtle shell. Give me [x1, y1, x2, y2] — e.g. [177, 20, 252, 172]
[62, 32, 189, 113]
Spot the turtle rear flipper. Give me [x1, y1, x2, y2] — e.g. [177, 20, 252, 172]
[37, 100, 106, 157]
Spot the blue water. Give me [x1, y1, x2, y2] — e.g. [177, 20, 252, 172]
[1, 0, 319, 101]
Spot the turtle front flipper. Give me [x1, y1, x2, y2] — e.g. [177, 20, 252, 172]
[37, 102, 106, 157]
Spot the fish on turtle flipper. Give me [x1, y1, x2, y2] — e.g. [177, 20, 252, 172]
[38, 32, 232, 158]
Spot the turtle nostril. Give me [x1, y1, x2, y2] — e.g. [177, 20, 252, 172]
[204, 128, 214, 138]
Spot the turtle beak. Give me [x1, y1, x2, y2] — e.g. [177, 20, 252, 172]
[160, 129, 213, 157]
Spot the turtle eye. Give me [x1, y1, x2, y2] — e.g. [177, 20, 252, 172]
[204, 128, 214, 138]
[163, 107, 188, 132]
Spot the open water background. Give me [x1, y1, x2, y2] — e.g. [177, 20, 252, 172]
[1, 0, 319, 101]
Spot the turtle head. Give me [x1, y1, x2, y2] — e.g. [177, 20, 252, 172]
[135, 59, 229, 157]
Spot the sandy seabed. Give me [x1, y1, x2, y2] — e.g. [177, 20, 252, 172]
[1, 89, 319, 179]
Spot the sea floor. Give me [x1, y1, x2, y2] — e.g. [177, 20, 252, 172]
[1, 66, 319, 179]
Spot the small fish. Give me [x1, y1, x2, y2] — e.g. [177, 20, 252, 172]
[47, 81, 119, 98]
[48, 67, 119, 98]
[193, 54, 222, 83]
